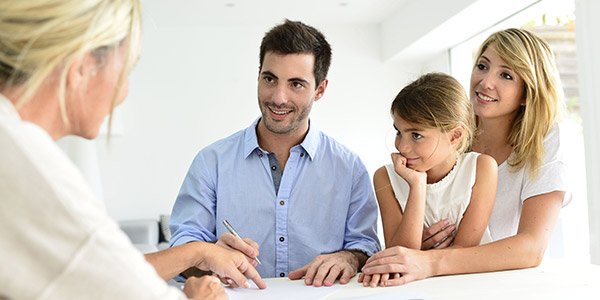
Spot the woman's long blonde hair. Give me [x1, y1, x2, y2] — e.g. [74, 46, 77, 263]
[474, 28, 565, 177]
[0, 0, 142, 131]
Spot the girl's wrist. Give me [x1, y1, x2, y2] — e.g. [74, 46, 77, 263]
[408, 177, 427, 191]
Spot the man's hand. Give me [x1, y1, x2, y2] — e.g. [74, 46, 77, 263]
[216, 232, 260, 267]
[183, 275, 227, 300]
[288, 250, 366, 287]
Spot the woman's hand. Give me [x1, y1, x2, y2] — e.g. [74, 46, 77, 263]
[421, 220, 456, 250]
[391, 153, 427, 188]
[358, 272, 401, 288]
[216, 233, 260, 267]
[195, 243, 266, 289]
[183, 275, 227, 300]
[361, 246, 435, 286]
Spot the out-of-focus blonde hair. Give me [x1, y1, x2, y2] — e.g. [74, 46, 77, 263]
[474, 28, 565, 177]
[392, 72, 475, 155]
[0, 0, 142, 131]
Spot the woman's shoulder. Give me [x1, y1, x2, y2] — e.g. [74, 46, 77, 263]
[544, 122, 562, 145]
[541, 121, 574, 162]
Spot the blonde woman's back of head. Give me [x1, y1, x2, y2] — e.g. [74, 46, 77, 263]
[474, 28, 565, 177]
[0, 0, 142, 124]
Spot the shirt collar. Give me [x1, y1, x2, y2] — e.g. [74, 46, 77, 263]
[243, 117, 320, 160]
[0, 93, 21, 121]
[243, 117, 262, 158]
[298, 120, 319, 160]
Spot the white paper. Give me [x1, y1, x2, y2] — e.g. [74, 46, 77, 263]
[226, 279, 341, 300]
[338, 290, 425, 300]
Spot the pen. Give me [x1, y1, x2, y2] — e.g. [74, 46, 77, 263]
[222, 219, 262, 265]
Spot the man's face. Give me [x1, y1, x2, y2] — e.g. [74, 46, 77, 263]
[257, 51, 326, 135]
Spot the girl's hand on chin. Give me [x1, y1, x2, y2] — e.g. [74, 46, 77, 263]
[391, 153, 427, 187]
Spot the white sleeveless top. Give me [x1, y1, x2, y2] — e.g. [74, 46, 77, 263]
[384, 152, 492, 245]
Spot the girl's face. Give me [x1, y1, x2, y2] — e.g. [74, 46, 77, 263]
[393, 112, 455, 176]
[470, 44, 525, 122]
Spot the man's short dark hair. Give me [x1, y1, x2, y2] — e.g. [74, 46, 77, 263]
[259, 19, 332, 87]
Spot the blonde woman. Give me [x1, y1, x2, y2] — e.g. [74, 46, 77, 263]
[361, 28, 570, 285]
[0, 1, 263, 299]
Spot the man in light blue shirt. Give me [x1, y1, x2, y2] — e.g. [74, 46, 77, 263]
[170, 19, 380, 287]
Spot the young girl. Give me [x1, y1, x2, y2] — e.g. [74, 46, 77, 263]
[374, 72, 498, 253]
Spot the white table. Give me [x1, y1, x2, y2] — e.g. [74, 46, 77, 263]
[226, 260, 600, 299]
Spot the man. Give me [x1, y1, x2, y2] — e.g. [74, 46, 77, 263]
[169, 19, 380, 287]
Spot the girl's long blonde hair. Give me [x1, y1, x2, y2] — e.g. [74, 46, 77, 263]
[0, 0, 142, 132]
[474, 28, 565, 177]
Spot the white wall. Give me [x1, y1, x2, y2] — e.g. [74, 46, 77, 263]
[575, 0, 600, 265]
[96, 6, 435, 221]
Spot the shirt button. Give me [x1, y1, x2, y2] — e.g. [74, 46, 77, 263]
[300, 153, 304, 157]
[280, 272, 285, 277]
[259, 153, 263, 157]
[271, 166, 276, 171]
[280, 200, 285, 206]
[279, 236, 285, 242]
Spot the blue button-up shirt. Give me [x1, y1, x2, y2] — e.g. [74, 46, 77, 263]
[170, 118, 380, 278]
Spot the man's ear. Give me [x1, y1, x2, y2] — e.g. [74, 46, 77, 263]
[314, 79, 328, 102]
[449, 124, 466, 145]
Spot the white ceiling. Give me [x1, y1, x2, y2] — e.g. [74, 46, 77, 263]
[141, 0, 543, 62]
[143, 0, 410, 26]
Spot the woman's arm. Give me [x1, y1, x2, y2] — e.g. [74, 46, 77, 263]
[450, 154, 497, 248]
[145, 241, 267, 289]
[362, 190, 564, 285]
[145, 242, 202, 281]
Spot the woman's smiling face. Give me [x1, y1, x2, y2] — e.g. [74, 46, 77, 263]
[470, 44, 525, 121]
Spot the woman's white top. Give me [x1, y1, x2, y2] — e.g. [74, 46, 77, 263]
[489, 123, 571, 241]
[0, 94, 186, 300]
[385, 152, 493, 245]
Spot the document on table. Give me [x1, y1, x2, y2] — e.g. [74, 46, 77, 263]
[225, 278, 425, 300]
[339, 291, 425, 300]
[226, 279, 340, 300]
